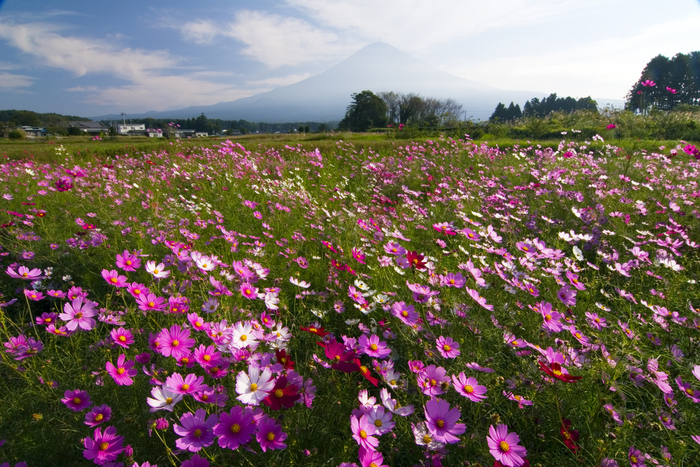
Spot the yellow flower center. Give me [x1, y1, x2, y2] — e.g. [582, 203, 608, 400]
[500, 441, 510, 452]
[436, 419, 445, 428]
[126, 260, 132, 265]
[148, 301, 155, 307]
[275, 389, 284, 398]
[194, 429, 202, 438]
[181, 384, 190, 391]
[73, 397, 81, 405]
[45, 318, 52, 323]
[464, 385, 474, 394]
[422, 434, 432, 444]
[443, 344, 451, 352]
[240, 335, 247, 341]
[99, 442, 109, 451]
[165, 397, 173, 404]
[153, 269, 159, 274]
[267, 432, 275, 441]
[118, 336, 126, 342]
[374, 419, 383, 427]
[203, 355, 211, 361]
[94, 414, 103, 421]
[110, 277, 118, 283]
[117, 368, 125, 375]
[75, 312, 83, 319]
[360, 366, 369, 374]
[687, 388, 695, 396]
[370, 344, 378, 351]
[545, 314, 552, 321]
[172, 340, 179, 347]
[250, 383, 258, 391]
[231, 423, 241, 433]
[631, 456, 638, 463]
[359, 430, 367, 439]
[401, 310, 408, 317]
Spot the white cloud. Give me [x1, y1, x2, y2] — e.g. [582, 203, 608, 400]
[222, 10, 356, 68]
[248, 73, 311, 87]
[285, 0, 613, 52]
[180, 20, 221, 44]
[0, 21, 263, 111]
[0, 72, 33, 88]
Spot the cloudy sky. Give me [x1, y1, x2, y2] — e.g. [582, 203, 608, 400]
[1, 0, 699, 117]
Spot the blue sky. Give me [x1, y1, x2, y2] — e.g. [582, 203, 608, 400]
[1, 0, 699, 117]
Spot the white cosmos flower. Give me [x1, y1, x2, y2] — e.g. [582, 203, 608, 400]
[147, 386, 183, 412]
[235, 366, 274, 405]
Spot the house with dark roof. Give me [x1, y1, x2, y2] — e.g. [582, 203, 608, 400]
[68, 121, 109, 135]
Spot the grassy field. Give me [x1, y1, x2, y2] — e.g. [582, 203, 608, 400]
[0, 133, 699, 467]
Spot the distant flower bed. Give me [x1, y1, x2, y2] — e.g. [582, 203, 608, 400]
[1, 138, 699, 467]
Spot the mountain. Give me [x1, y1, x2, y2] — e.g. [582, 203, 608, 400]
[91, 42, 622, 122]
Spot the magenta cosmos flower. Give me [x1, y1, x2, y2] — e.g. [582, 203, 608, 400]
[105, 354, 137, 386]
[174, 409, 218, 452]
[351, 414, 379, 452]
[101, 269, 128, 288]
[85, 404, 111, 427]
[110, 327, 134, 349]
[256, 415, 287, 452]
[62, 389, 91, 411]
[451, 373, 487, 402]
[214, 405, 256, 450]
[487, 424, 527, 467]
[116, 250, 141, 271]
[59, 297, 97, 331]
[157, 324, 195, 360]
[424, 398, 465, 444]
[83, 426, 124, 465]
[436, 336, 460, 359]
[358, 334, 391, 358]
[165, 372, 207, 395]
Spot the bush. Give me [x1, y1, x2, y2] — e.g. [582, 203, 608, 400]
[7, 129, 26, 140]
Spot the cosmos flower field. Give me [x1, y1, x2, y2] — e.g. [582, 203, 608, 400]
[1, 136, 699, 467]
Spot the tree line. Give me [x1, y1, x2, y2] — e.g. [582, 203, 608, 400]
[489, 94, 598, 123]
[625, 52, 700, 112]
[338, 90, 464, 132]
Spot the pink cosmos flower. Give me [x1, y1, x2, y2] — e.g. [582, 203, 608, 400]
[6, 265, 43, 280]
[59, 298, 97, 331]
[157, 324, 195, 359]
[214, 405, 256, 450]
[256, 415, 287, 452]
[436, 336, 460, 358]
[557, 284, 577, 307]
[466, 287, 493, 311]
[83, 426, 124, 465]
[101, 269, 128, 288]
[174, 409, 218, 452]
[106, 354, 137, 386]
[23, 289, 44, 301]
[62, 389, 91, 411]
[110, 328, 134, 349]
[606, 123, 617, 129]
[424, 397, 465, 444]
[359, 446, 387, 467]
[487, 425, 527, 467]
[85, 404, 111, 427]
[442, 272, 466, 288]
[417, 365, 450, 396]
[452, 372, 487, 402]
[358, 334, 391, 358]
[116, 250, 141, 271]
[629, 446, 645, 467]
[351, 414, 379, 451]
[240, 282, 259, 300]
[366, 406, 395, 435]
[166, 372, 207, 395]
[127, 282, 149, 299]
[135, 292, 166, 312]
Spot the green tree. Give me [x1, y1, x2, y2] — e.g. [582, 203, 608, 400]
[626, 52, 700, 112]
[338, 91, 388, 131]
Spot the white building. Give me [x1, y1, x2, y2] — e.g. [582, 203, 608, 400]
[116, 123, 145, 135]
[146, 129, 163, 138]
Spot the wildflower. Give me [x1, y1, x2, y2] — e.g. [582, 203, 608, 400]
[147, 385, 183, 412]
[351, 414, 379, 451]
[560, 419, 580, 452]
[300, 324, 329, 337]
[157, 324, 195, 359]
[355, 359, 379, 386]
[557, 284, 577, 307]
[101, 269, 128, 288]
[319, 339, 358, 373]
[466, 287, 494, 311]
[116, 250, 141, 271]
[256, 415, 287, 452]
[358, 334, 391, 358]
[538, 360, 582, 383]
[214, 405, 256, 450]
[487, 424, 527, 467]
[110, 328, 134, 349]
[105, 354, 137, 386]
[59, 297, 97, 331]
[406, 251, 427, 270]
[628, 446, 645, 467]
[136, 292, 166, 312]
[263, 376, 300, 410]
[85, 404, 111, 427]
[452, 372, 487, 402]
[145, 260, 169, 278]
[412, 421, 445, 451]
[436, 336, 460, 359]
[424, 397, 465, 444]
[236, 366, 274, 405]
[83, 426, 124, 465]
[62, 389, 91, 411]
[230, 321, 258, 349]
[240, 282, 259, 299]
[174, 409, 218, 452]
[165, 372, 206, 395]
[418, 365, 450, 396]
[606, 124, 616, 129]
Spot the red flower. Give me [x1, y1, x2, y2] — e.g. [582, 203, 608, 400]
[300, 325, 329, 337]
[560, 419, 580, 453]
[263, 376, 300, 410]
[406, 251, 427, 270]
[538, 361, 582, 383]
[275, 349, 295, 371]
[354, 358, 379, 386]
[318, 339, 358, 373]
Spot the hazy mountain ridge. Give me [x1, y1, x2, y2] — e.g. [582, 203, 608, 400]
[92, 42, 623, 122]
